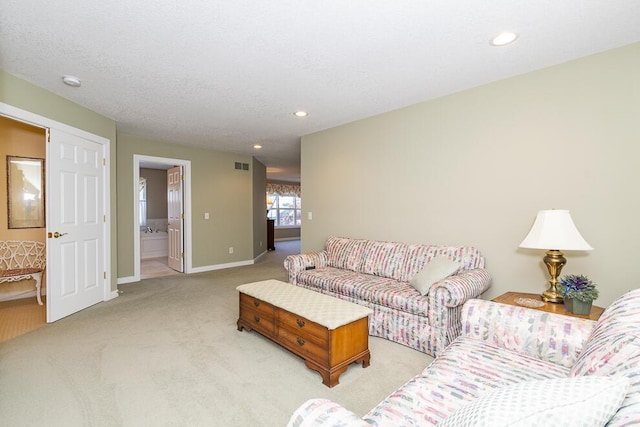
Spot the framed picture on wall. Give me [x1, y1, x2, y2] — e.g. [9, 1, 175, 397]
[7, 156, 45, 229]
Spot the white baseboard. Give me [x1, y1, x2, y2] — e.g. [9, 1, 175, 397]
[117, 276, 138, 285]
[107, 290, 120, 301]
[254, 250, 268, 262]
[118, 257, 261, 282]
[189, 259, 254, 274]
[275, 237, 300, 242]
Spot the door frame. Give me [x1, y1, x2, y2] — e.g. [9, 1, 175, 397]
[133, 154, 192, 280]
[0, 102, 114, 316]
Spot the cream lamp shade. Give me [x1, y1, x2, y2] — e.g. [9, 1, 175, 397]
[520, 209, 592, 303]
[519, 210, 593, 251]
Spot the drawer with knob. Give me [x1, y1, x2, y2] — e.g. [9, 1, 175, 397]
[277, 323, 328, 364]
[238, 294, 275, 335]
[239, 293, 275, 318]
[278, 309, 328, 342]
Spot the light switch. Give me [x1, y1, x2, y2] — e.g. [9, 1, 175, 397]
[308, 212, 313, 220]
[204, 212, 210, 220]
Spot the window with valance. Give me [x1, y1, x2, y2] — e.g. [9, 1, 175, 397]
[267, 182, 301, 227]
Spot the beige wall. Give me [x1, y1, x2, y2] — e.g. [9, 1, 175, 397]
[1, 71, 263, 285]
[140, 168, 168, 221]
[117, 135, 255, 277]
[0, 70, 118, 292]
[0, 116, 47, 300]
[301, 43, 640, 307]
[275, 227, 300, 240]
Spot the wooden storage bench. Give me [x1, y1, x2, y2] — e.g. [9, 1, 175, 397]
[237, 279, 372, 387]
[0, 240, 46, 305]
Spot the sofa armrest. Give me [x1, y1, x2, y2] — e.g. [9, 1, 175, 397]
[460, 298, 597, 368]
[283, 251, 329, 285]
[429, 268, 492, 308]
[286, 399, 369, 427]
[425, 269, 491, 355]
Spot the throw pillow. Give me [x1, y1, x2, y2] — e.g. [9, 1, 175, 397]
[439, 376, 629, 427]
[409, 257, 460, 295]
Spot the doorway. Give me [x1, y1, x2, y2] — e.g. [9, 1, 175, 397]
[133, 155, 192, 281]
[0, 101, 112, 325]
[0, 115, 47, 341]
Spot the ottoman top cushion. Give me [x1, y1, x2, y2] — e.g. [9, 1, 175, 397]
[237, 279, 372, 330]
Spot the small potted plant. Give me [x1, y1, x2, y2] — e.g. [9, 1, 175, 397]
[557, 274, 599, 315]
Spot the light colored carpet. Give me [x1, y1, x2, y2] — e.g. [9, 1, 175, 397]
[0, 241, 432, 426]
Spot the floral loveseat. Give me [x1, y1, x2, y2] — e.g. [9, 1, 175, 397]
[284, 237, 491, 356]
[287, 289, 640, 426]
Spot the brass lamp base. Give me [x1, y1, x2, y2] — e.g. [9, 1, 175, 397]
[542, 288, 564, 303]
[541, 250, 566, 304]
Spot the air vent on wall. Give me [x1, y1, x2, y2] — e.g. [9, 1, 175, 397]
[234, 162, 250, 171]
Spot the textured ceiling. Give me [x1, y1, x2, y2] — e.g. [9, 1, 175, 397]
[1, 1, 639, 182]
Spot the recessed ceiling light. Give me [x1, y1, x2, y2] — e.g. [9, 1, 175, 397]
[293, 111, 308, 118]
[253, 144, 262, 149]
[490, 32, 518, 47]
[62, 75, 82, 87]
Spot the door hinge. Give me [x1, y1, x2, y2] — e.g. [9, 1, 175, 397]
[103, 214, 106, 223]
[104, 271, 107, 279]
[181, 213, 184, 220]
[181, 252, 184, 258]
[103, 158, 106, 166]
[47, 131, 51, 143]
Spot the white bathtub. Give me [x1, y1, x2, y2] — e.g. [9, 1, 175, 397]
[140, 231, 168, 259]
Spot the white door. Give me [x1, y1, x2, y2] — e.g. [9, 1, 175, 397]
[47, 128, 105, 322]
[167, 166, 183, 272]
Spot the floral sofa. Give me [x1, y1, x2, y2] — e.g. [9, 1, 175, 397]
[287, 289, 640, 427]
[283, 236, 491, 356]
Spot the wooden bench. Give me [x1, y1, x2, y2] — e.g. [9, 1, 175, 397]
[0, 240, 46, 305]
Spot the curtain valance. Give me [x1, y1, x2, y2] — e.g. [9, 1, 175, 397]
[267, 182, 301, 197]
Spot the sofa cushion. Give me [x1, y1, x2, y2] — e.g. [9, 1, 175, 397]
[570, 289, 640, 426]
[360, 240, 408, 280]
[297, 267, 430, 316]
[325, 236, 368, 272]
[363, 336, 569, 426]
[287, 399, 369, 427]
[572, 289, 640, 375]
[410, 257, 460, 295]
[571, 336, 639, 376]
[439, 376, 629, 427]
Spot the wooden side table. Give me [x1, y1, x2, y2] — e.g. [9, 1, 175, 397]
[492, 291, 604, 320]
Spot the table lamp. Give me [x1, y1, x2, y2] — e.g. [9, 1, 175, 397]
[519, 210, 593, 303]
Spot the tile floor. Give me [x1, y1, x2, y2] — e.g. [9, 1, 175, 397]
[140, 257, 182, 279]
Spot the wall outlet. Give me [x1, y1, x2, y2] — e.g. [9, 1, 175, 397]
[204, 212, 210, 220]
[308, 212, 313, 220]
[228, 247, 234, 254]
[260, 241, 263, 247]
